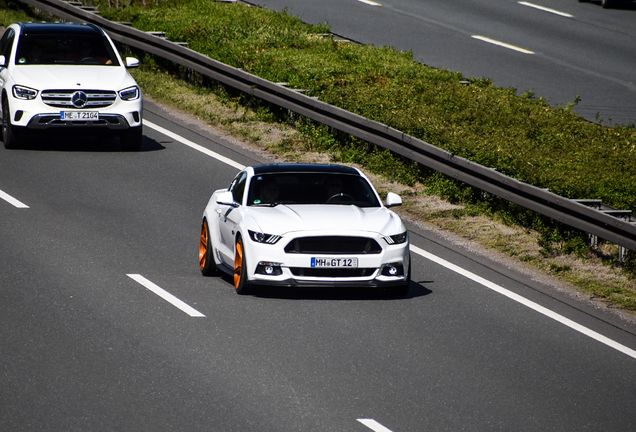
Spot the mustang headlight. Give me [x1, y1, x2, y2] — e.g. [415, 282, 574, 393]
[383, 232, 408, 245]
[13, 85, 38, 100]
[248, 230, 281, 244]
[119, 86, 140, 101]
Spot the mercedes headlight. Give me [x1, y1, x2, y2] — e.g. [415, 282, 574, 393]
[119, 86, 140, 101]
[13, 85, 38, 100]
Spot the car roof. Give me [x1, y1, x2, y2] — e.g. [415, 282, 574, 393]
[18, 22, 104, 37]
[252, 164, 361, 175]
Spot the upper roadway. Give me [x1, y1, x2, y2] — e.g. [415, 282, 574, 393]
[253, 0, 636, 125]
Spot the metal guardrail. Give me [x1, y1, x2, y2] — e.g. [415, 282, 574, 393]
[17, 0, 636, 253]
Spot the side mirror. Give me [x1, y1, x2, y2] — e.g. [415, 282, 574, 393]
[125, 57, 139, 69]
[386, 192, 402, 208]
[216, 191, 239, 207]
[0, 55, 6, 67]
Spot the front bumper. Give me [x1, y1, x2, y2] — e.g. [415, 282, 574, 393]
[242, 231, 411, 288]
[25, 113, 137, 130]
[8, 95, 142, 131]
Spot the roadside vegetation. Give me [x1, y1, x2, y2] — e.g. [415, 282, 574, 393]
[2, 0, 636, 313]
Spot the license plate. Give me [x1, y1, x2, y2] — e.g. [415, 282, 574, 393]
[61, 111, 99, 121]
[311, 257, 358, 268]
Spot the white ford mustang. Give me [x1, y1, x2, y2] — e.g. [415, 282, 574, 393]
[199, 164, 411, 295]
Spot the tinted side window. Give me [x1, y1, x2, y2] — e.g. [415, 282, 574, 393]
[0, 28, 15, 64]
[230, 172, 247, 204]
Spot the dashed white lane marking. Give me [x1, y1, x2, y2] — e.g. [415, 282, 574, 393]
[358, 419, 393, 432]
[358, 0, 382, 5]
[128, 274, 205, 317]
[0, 188, 29, 208]
[143, 119, 245, 170]
[410, 245, 636, 360]
[519, 2, 573, 18]
[471, 35, 535, 54]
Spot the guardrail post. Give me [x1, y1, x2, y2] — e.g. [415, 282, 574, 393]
[618, 246, 628, 263]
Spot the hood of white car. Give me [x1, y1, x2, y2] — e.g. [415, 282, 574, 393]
[11, 64, 136, 91]
[246, 204, 404, 236]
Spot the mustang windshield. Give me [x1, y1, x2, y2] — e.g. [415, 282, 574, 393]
[15, 33, 119, 66]
[247, 173, 381, 207]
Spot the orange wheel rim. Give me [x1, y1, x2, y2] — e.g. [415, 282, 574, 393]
[234, 239, 243, 289]
[199, 222, 209, 270]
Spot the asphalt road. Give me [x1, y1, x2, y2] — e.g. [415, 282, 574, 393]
[252, 0, 636, 125]
[2, 101, 636, 431]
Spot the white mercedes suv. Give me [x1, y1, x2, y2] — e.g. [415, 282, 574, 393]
[0, 22, 143, 150]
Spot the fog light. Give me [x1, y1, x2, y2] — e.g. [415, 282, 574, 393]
[256, 261, 283, 276]
[381, 263, 404, 277]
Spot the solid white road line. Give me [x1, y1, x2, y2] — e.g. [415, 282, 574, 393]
[127, 274, 206, 317]
[0, 188, 29, 208]
[410, 245, 636, 360]
[472, 35, 535, 54]
[519, 2, 573, 18]
[143, 119, 245, 170]
[358, 0, 382, 6]
[358, 419, 394, 432]
[146, 114, 636, 359]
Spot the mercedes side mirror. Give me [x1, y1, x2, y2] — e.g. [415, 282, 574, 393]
[125, 57, 139, 69]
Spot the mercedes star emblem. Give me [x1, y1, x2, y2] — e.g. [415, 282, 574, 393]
[71, 91, 88, 108]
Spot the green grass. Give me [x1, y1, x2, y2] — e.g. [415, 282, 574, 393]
[0, 0, 49, 23]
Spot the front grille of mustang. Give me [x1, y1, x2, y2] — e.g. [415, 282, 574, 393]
[290, 268, 376, 278]
[41, 90, 117, 108]
[284, 236, 382, 254]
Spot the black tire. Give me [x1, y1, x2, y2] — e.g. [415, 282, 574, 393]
[2, 98, 19, 150]
[199, 219, 219, 276]
[120, 126, 143, 151]
[601, 0, 615, 8]
[234, 235, 250, 295]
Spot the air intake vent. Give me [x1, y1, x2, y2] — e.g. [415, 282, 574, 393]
[284, 236, 381, 254]
[290, 268, 376, 277]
